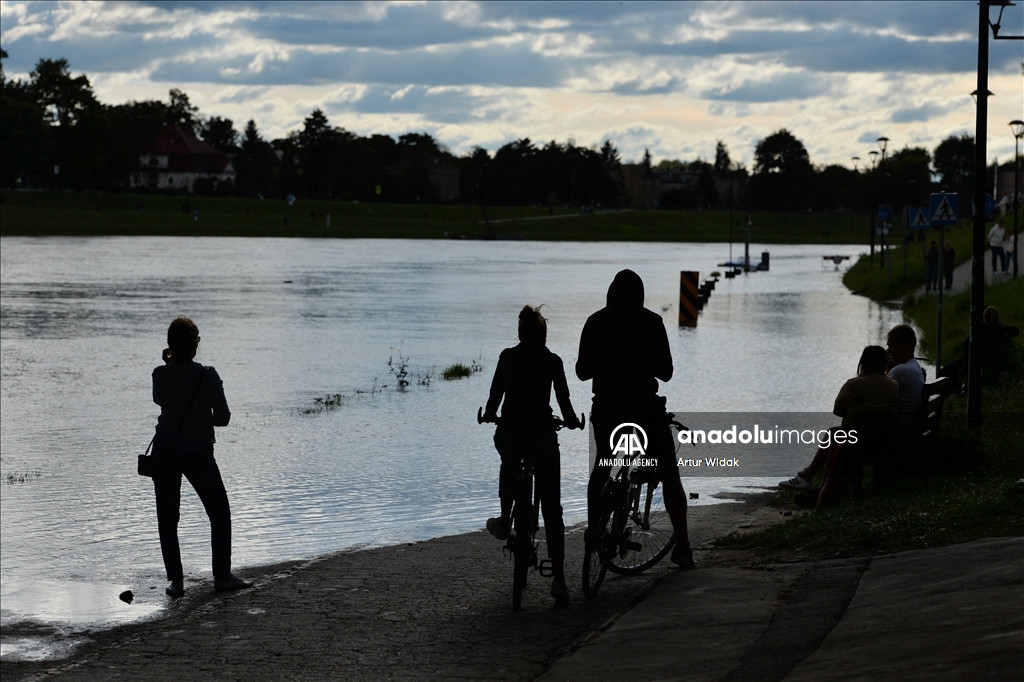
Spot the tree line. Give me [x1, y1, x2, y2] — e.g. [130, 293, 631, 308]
[1, 53, 1011, 216]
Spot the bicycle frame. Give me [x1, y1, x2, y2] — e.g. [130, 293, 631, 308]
[583, 414, 689, 595]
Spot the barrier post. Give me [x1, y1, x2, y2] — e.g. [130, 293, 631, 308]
[679, 271, 699, 327]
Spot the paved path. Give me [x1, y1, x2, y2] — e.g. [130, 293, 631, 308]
[913, 255, 1016, 298]
[4, 508, 1020, 681]
[539, 536, 1023, 682]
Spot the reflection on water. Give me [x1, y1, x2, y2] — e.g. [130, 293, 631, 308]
[1, 237, 910, 654]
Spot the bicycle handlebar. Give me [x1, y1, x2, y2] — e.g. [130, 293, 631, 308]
[477, 407, 585, 431]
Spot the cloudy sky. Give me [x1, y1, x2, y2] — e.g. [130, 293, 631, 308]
[1, 1, 1022, 167]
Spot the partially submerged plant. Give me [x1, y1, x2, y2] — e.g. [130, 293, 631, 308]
[388, 348, 411, 389]
[443, 359, 485, 380]
[6, 470, 41, 484]
[443, 363, 473, 380]
[303, 393, 345, 414]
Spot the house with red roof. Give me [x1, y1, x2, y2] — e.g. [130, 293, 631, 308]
[131, 125, 236, 192]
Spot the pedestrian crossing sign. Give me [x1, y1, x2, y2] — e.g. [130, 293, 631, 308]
[910, 208, 930, 230]
[929, 193, 959, 226]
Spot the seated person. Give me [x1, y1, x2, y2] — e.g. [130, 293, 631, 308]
[938, 306, 1020, 386]
[886, 324, 925, 433]
[779, 345, 899, 510]
[482, 305, 580, 606]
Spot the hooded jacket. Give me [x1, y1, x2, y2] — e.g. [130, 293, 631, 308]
[576, 269, 673, 413]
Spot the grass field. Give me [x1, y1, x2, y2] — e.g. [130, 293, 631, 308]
[1, 190, 870, 244]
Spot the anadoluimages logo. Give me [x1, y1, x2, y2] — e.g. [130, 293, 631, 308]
[609, 423, 648, 456]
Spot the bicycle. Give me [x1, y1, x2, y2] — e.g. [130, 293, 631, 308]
[477, 407, 585, 611]
[582, 413, 690, 598]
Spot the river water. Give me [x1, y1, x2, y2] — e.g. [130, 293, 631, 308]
[0, 237, 911, 658]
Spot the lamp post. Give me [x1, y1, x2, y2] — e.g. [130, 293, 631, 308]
[869, 150, 879, 264]
[877, 137, 890, 267]
[966, 4, 992, 431]
[1010, 119, 1024, 278]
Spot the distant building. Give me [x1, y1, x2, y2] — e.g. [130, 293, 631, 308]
[621, 164, 659, 208]
[622, 163, 746, 209]
[131, 125, 236, 193]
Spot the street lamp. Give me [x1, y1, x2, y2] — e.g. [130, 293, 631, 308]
[970, 89, 995, 104]
[1010, 119, 1024, 278]
[869, 150, 879, 263]
[877, 137, 890, 266]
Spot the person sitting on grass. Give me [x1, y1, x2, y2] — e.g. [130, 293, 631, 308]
[482, 305, 580, 606]
[938, 306, 1020, 388]
[779, 345, 899, 512]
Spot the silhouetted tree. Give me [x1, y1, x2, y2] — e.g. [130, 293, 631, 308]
[167, 88, 200, 134]
[235, 119, 277, 196]
[714, 140, 731, 175]
[933, 134, 974, 213]
[1, 49, 48, 187]
[600, 140, 621, 166]
[201, 116, 239, 155]
[749, 129, 813, 210]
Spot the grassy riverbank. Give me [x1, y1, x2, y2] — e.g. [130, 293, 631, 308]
[721, 259, 1024, 559]
[0, 191, 868, 243]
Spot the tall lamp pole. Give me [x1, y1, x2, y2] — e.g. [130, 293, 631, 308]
[877, 137, 890, 267]
[967, 3, 992, 431]
[1011, 119, 1024, 278]
[869, 150, 879, 264]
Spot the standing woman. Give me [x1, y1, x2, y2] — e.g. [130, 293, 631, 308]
[152, 316, 250, 597]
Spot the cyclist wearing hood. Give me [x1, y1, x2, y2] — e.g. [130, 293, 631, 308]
[577, 269, 695, 570]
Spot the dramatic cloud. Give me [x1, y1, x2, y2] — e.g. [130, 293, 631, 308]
[1, 0, 1020, 165]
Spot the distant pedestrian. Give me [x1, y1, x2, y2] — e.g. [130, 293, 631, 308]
[151, 316, 250, 598]
[925, 241, 939, 293]
[1003, 228, 1017, 275]
[988, 220, 1006, 274]
[943, 241, 956, 290]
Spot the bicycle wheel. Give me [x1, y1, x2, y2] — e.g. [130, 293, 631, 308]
[581, 483, 615, 597]
[511, 473, 533, 611]
[604, 468, 675, 576]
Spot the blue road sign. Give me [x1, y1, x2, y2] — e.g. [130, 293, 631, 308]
[970, 194, 994, 218]
[929, 193, 959, 226]
[909, 207, 930, 230]
[878, 205, 891, 222]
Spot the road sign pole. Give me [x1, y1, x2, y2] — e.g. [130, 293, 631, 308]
[937, 223, 945, 370]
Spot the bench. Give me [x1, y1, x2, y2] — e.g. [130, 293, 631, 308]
[849, 377, 950, 493]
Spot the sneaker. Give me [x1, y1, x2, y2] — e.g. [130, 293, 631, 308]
[671, 544, 696, 570]
[486, 517, 508, 541]
[779, 473, 811, 491]
[214, 576, 253, 592]
[551, 578, 571, 605]
[165, 581, 184, 598]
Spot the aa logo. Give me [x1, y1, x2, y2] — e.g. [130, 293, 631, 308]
[610, 423, 648, 456]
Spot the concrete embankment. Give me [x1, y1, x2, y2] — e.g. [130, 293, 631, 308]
[0, 495, 781, 681]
